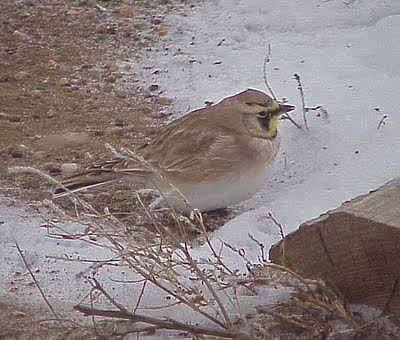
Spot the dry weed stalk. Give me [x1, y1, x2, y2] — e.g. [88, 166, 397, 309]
[251, 265, 361, 337]
[293, 73, 309, 130]
[9, 161, 389, 338]
[262, 45, 302, 129]
[11, 153, 248, 338]
[68, 201, 369, 339]
[262, 47, 329, 131]
[262, 44, 277, 101]
[15, 242, 64, 328]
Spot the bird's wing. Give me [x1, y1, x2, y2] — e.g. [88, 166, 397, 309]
[90, 113, 253, 184]
[137, 125, 251, 184]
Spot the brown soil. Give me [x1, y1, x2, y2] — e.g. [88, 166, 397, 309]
[0, 0, 169, 204]
[0, 0, 232, 221]
[0, 1, 234, 338]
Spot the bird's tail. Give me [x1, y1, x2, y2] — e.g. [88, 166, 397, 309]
[54, 170, 117, 197]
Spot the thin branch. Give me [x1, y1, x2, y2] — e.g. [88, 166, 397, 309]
[179, 243, 233, 328]
[89, 288, 99, 338]
[74, 305, 246, 339]
[196, 210, 235, 276]
[262, 44, 277, 100]
[266, 212, 286, 263]
[248, 233, 266, 263]
[280, 113, 302, 129]
[119, 253, 228, 329]
[134, 280, 148, 314]
[91, 278, 128, 312]
[293, 73, 309, 130]
[15, 242, 64, 327]
[257, 307, 314, 331]
[266, 212, 285, 240]
[262, 45, 301, 129]
[266, 263, 311, 291]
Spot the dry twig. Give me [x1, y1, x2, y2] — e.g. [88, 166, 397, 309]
[15, 242, 64, 327]
[10, 159, 386, 338]
[262, 45, 302, 129]
[74, 305, 245, 339]
[262, 44, 277, 100]
[293, 73, 309, 130]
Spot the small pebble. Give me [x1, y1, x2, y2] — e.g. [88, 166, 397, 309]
[0, 75, 11, 82]
[115, 6, 133, 17]
[32, 151, 46, 160]
[30, 90, 42, 98]
[155, 97, 173, 106]
[46, 109, 57, 118]
[8, 145, 28, 158]
[25, 178, 40, 189]
[81, 63, 94, 69]
[104, 62, 118, 71]
[70, 78, 84, 86]
[105, 75, 117, 83]
[115, 90, 127, 98]
[114, 119, 126, 127]
[120, 25, 134, 33]
[154, 24, 167, 36]
[95, 24, 108, 34]
[41, 133, 91, 147]
[113, 72, 124, 79]
[60, 163, 78, 177]
[59, 77, 70, 86]
[15, 71, 31, 80]
[0, 113, 21, 122]
[66, 9, 80, 15]
[148, 84, 159, 92]
[107, 127, 125, 136]
[103, 84, 113, 93]
[89, 68, 101, 79]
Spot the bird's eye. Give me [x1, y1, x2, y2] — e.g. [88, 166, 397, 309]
[257, 111, 268, 118]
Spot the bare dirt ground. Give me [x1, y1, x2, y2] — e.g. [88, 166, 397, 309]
[1, 0, 170, 208]
[0, 0, 233, 338]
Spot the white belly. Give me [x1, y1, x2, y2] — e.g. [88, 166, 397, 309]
[163, 136, 280, 212]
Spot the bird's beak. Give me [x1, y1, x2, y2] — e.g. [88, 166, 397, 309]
[277, 104, 295, 114]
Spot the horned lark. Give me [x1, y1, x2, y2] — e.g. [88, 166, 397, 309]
[55, 89, 294, 212]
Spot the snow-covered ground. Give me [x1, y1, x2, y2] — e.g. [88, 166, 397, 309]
[137, 0, 400, 256]
[1, 0, 400, 334]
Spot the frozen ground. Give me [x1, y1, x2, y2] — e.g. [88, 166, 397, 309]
[1, 0, 400, 335]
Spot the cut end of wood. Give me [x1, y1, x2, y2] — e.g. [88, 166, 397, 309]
[270, 176, 400, 319]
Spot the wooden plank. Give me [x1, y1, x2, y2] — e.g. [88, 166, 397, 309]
[269, 176, 400, 317]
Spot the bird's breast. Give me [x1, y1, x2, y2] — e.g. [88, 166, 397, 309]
[163, 135, 281, 212]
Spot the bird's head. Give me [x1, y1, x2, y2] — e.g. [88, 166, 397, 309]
[227, 89, 295, 139]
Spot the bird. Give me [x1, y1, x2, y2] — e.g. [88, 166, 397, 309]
[54, 89, 295, 212]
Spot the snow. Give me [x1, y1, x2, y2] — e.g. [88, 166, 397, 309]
[2, 0, 400, 335]
[138, 0, 400, 246]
